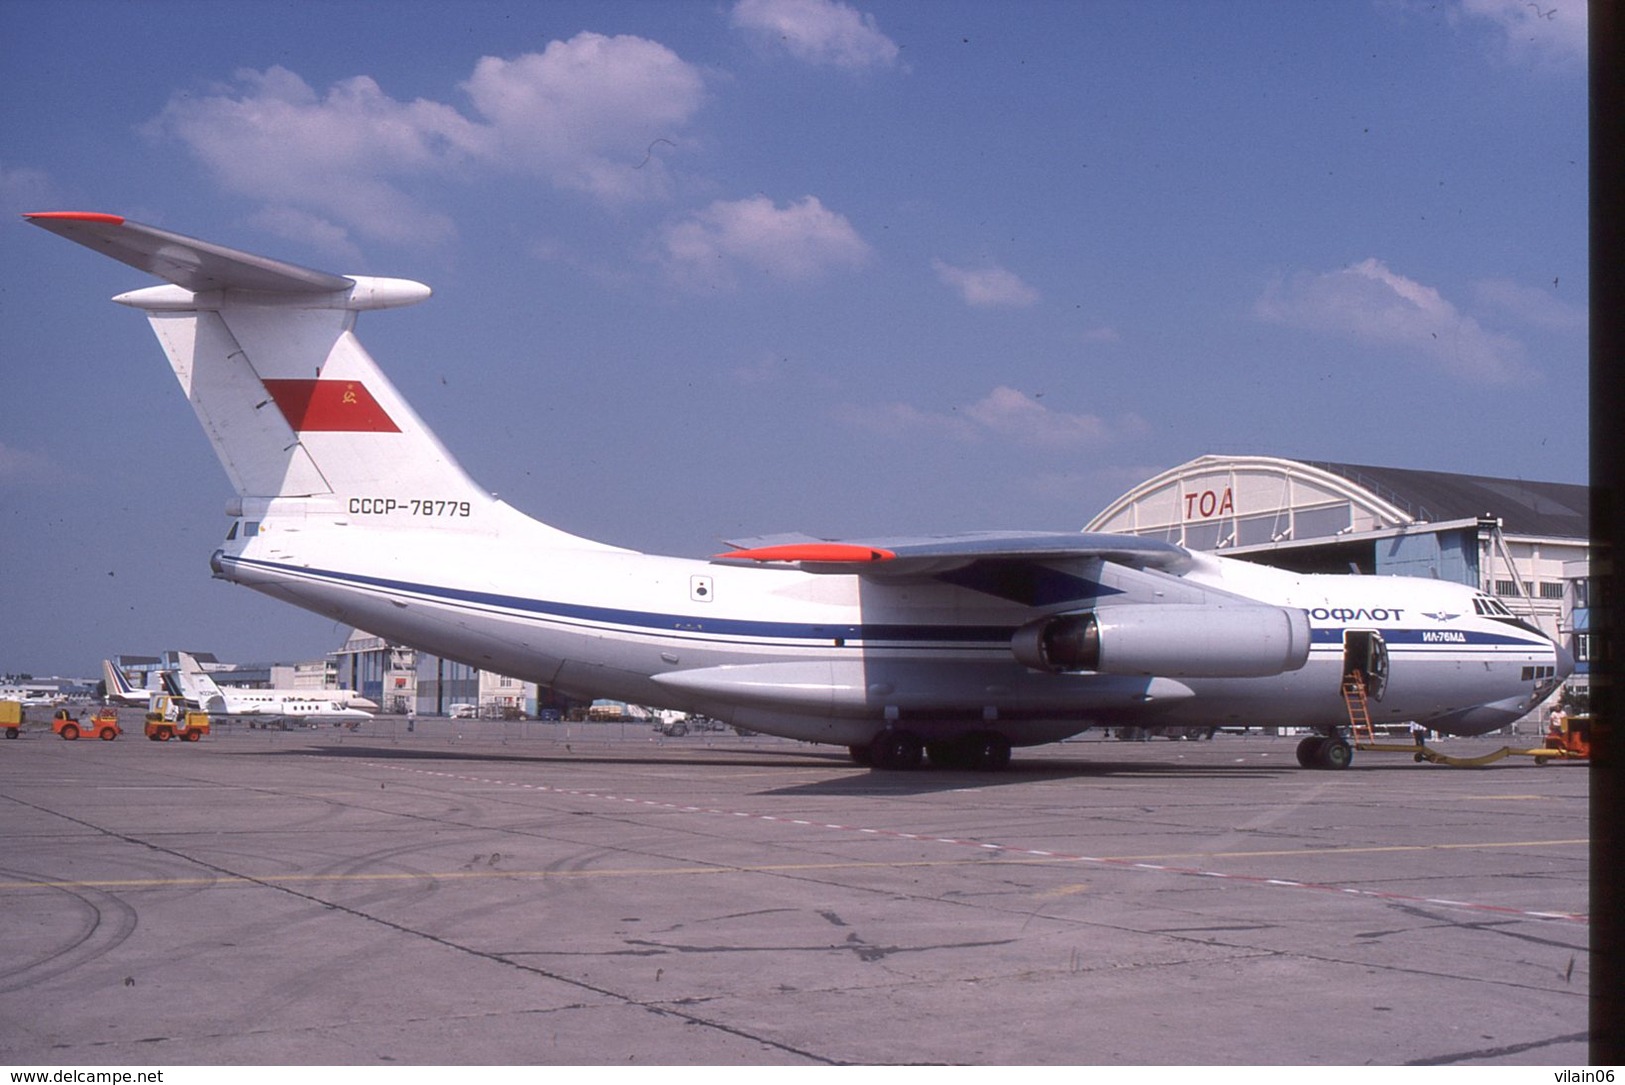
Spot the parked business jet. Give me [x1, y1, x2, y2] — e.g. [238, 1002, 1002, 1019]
[171, 651, 373, 722]
[29, 212, 1571, 770]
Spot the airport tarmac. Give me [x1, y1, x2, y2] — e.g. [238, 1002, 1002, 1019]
[0, 711, 1590, 1066]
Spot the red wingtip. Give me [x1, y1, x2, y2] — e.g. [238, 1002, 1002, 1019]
[714, 543, 897, 564]
[24, 211, 126, 225]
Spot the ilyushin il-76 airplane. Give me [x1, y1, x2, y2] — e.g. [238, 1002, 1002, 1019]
[29, 212, 1572, 772]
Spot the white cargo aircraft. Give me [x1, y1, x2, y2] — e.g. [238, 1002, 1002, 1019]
[30, 212, 1571, 771]
[170, 651, 374, 722]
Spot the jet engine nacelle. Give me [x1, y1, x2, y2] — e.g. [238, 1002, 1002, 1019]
[1011, 604, 1312, 678]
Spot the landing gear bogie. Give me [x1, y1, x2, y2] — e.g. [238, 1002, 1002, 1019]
[867, 729, 1012, 772]
[868, 729, 924, 770]
[959, 731, 1012, 772]
[1296, 734, 1353, 770]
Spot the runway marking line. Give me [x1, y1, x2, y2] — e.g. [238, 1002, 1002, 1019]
[363, 762, 1590, 926]
[0, 858, 1031, 892]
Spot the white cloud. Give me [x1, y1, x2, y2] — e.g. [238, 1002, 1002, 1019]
[732, 353, 789, 385]
[1255, 258, 1532, 383]
[1454, 0, 1588, 68]
[460, 33, 706, 202]
[837, 386, 1144, 450]
[148, 66, 475, 246]
[932, 260, 1040, 308]
[1471, 277, 1587, 333]
[659, 195, 871, 288]
[965, 386, 1115, 446]
[247, 206, 365, 265]
[836, 399, 979, 443]
[146, 33, 707, 245]
[0, 440, 71, 488]
[731, 0, 900, 70]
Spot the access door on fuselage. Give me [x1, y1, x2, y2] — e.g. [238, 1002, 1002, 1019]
[1342, 629, 1389, 701]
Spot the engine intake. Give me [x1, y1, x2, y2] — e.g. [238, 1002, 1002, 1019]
[1012, 604, 1311, 678]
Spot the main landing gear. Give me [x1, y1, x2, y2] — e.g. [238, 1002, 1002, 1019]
[1296, 733, 1353, 770]
[853, 729, 1013, 772]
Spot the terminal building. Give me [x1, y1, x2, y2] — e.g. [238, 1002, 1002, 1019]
[329, 629, 546, 719]
[1086, 454, 1590, 701]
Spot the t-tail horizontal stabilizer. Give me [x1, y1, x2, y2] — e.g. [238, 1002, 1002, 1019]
[25, 212, 481, 507]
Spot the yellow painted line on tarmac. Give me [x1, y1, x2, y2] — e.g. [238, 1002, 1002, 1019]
[0, 837, 1587, 894]
[1108, 838, 1588, 862]
[0, 857, 1041, 893]
[1445, 795, 1555, 801]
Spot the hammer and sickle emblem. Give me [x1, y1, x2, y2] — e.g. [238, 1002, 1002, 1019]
[342, 385, 359, 405]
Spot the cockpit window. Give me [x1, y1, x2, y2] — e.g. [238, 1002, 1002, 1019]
[1473, 593, 1544, 637]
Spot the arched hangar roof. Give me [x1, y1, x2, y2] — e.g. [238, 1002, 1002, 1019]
[1086, 454, 1586, 551]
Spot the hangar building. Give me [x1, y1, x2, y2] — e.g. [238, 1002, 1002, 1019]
[1086, 454, 1589, 694]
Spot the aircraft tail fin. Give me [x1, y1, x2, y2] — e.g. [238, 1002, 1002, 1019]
[102, 660, 142, 702]
[26, 213, 484, 511]
[160, 670, 186, 699]
[174, 652, 229, 713]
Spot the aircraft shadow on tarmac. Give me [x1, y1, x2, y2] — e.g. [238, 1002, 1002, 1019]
[248, 742, 1286, 797]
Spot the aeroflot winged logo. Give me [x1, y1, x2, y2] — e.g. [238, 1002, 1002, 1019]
[263, 379, 400, 433]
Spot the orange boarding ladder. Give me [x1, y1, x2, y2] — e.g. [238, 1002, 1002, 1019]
[1342, 673, 1377, 745]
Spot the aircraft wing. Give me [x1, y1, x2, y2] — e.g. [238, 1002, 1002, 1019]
[25, 212, 352, 294]
[714, 530, 1191, 576]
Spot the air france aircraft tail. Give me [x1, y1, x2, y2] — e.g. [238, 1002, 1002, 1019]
[31, 212, 1572, 772]
[102, 660, 155, 707]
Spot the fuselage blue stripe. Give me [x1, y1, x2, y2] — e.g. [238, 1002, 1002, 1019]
[226, 555, 1014, 645]
[225, 555, 1554, 655]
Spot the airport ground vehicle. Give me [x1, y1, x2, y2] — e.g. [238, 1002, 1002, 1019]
[2, 700, 23, 739]
[53, 707, 121, 741]
[1535, 714, 1590, 764]
[144, 696, 210, 741]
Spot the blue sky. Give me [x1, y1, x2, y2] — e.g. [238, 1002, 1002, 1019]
[0, 0, 1588, 678]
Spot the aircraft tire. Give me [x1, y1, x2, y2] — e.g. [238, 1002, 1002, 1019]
[962, 732, 1012, 772]
[870, 730, 923, 770]
[848, 744, 873, 766]
[1317, 737, 1353, 770]
[1295, 736, 1322, 768]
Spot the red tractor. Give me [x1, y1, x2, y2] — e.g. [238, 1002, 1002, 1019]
[52, 707, 121, 741]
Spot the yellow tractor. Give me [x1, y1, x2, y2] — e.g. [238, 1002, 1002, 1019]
[144, 696, 211, 742]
